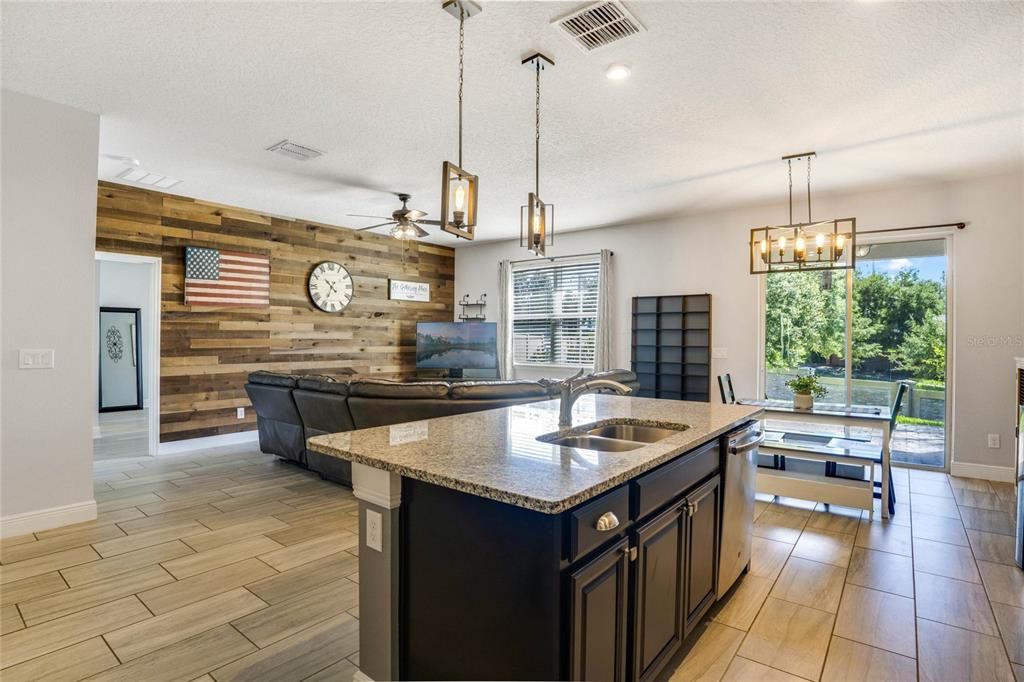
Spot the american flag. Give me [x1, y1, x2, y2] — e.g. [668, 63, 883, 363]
[184, 247, 270, 307]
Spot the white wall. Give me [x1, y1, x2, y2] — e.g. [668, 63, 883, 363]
[1, 90, 100, 533]
[455, 171, 1024, 471]
[96, 259, 154, 406]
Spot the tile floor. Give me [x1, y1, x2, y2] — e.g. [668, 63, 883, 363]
[0, 446, 1020, 681]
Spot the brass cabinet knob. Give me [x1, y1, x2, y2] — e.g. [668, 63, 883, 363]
[595, 511, 620, 531]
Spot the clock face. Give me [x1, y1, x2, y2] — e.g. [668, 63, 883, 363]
[308, 261, 353, 313]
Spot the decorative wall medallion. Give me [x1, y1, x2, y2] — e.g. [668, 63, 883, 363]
[106, 326, 124, 363]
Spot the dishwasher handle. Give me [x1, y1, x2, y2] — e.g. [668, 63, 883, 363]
[729, 431, 765, 454]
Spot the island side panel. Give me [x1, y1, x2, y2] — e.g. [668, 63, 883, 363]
[400, 478, 565, 680]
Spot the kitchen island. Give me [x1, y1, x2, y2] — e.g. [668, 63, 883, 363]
[308, 394, 762, 682]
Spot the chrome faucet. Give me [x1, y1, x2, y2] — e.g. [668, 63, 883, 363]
[557, 370, 633, 427]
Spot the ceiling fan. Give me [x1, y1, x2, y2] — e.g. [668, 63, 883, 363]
[348, 194, 441, 241]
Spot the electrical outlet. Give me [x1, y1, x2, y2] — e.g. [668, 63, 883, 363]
[987, 434, 1001, 449]
[236, 407, 245, 420]
[366, 509, 383, 552]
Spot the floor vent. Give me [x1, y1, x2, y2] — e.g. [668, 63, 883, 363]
[553, 1, 645, 53]
[266, 140, 325, 161]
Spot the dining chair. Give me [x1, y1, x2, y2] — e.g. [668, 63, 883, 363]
[717, 373, 736, 404]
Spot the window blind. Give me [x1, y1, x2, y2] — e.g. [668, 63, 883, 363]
[512, 258, 601, 366]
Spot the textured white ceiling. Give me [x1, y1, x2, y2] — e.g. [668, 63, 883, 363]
[3, 1, 1021, 245]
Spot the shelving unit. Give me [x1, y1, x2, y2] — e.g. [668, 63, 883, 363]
[458, 294, 487, 321]
[631, 294, 712, 401]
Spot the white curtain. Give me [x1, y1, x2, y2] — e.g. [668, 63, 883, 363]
[594, 248, 614, 372]
[497, 259, 514, 379]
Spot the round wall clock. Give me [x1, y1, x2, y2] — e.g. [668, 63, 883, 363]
[308, 261, 354, 313]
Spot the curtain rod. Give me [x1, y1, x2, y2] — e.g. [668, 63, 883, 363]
[859, 222, 966, 235]
[505, 251, 613, 266]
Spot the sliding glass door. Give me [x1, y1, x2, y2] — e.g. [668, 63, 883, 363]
[763, 237, 950, 469]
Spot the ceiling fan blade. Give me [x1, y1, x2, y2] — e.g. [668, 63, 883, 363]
[347, 214, 393, 220]
[414, 224, 430, 238]
[358, 222, 397, 231]
[405, 209, 427, 221]
[417, 219, 443, 226]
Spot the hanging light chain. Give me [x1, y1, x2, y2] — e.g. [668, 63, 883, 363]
[806, 154, 812, 223]
[535, 62, 541, 196]
[457, 8, 465, 167]
[787, 159, 793, 226]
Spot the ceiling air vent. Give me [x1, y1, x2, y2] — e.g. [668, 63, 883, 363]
[266, 140, 325, 161]
[553, 1, 645, 53]
[116, 167, 182, 190]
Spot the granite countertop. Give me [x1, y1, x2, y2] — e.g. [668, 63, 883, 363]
[308, 395, 762, 514]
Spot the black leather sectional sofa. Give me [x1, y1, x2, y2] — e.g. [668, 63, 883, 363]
[244, 370, 639, 486]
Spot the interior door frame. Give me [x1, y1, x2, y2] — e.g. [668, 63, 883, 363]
[95, 251, 162, 457]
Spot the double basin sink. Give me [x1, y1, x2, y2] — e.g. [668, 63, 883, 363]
[538, 420, 689, 452]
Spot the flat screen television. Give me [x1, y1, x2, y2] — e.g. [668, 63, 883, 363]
[416, 321, 498, 373]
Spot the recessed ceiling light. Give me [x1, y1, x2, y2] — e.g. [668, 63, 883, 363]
[605, 64, 631, 81]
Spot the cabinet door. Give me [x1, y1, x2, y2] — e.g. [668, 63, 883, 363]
[633, 503, 686, 682]
[570, 537, 629, 682]
[684, 476, 721, 634]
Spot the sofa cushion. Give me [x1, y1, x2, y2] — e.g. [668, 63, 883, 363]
[350, 379, 451, 399]
[297, 376, 350, 395]
[450, 380, 552, 400]
[248, 371, 297, 388]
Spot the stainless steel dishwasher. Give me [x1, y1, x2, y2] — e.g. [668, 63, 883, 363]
[717, 421, 764, 597]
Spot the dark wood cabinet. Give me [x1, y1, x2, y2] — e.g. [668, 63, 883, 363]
[632, 503, 686, 682]
[570, 537, 630, 682]
[684, 475, 721, 634]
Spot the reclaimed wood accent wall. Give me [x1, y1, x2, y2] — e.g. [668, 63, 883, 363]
[95, 181, 455, 442]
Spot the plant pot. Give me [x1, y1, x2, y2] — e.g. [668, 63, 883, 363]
[793, 393, 814, 410]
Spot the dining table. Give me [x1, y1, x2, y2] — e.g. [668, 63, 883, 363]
[736, 398, 894, 518]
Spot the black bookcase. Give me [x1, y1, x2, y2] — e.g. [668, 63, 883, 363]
[631, 294, 712, 401]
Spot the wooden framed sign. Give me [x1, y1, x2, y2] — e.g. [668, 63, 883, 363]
[389, 279, 430, 302]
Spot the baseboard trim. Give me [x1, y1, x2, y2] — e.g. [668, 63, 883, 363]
[950, 461, 1015, 483]
[158, 430, 259, 456]
[1, 500, 97, 539]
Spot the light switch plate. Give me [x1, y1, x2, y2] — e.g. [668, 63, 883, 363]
[712, 347, 728, 359]
[19, 349, 55, 369]
[236, 407, 245, 419]
[366, 509, 383, 552]
[987, 434, 1001, 448]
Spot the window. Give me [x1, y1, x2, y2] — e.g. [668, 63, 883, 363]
[512, 258, 601, 367]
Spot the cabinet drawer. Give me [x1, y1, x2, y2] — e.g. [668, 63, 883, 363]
[634, 441, 719, 519]
[570, 485, 631, 562]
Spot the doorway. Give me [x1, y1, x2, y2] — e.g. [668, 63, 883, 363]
[94, 252, 161, 459]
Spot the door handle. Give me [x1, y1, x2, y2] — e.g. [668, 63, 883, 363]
[729, 432, 765, 454]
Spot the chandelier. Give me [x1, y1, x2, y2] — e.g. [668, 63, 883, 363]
[750, 152, 856, 275]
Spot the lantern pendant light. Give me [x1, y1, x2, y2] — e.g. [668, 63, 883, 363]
[440, 0, 480, 240]
[520, 53, 555, 256]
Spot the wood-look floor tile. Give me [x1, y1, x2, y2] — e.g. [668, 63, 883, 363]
[791, 528, 854, 567]
[244, 551, 359, 605]
[968, 529, 1019, 566]
[0, 534, 39, 550]
[19, 564, 173, 626]
[116, 504, 223, 534]
[95, 494, 164, 514]
[303, 658, 360, 682]
[219, 475, 314, 498]
[210, 488, 295, 512]
[265, 517, 358, 547]
[910, 477, 953, 497]
[213, 611, 359, 682]
[136, 490, 231, 516]
[712, 574, 773, 631]
[992, 603, 1024, 664]
[917, 617, 1015, 682]
[846, 547, 914, 597]
[749, 536, 792, 580]
[0, 546, 100, 584]
[949, 476, 994, 493]
[161, 535, 284, 579]
[139, 557, 276, 615]
[0, 525, 124, 564]
[257, 531, 357, 572]
[0, 596, 150, 669]
[912, 511, 969, 546]
[833, 584, 916, 657]
[979, 560, 1024, 607]
[1014, 663, 1024, 682]
[752, 508, 808, 544]
[232, 577, 358, 648]
[94, 483, 177, 503]
[86, 623, 256, 682]
[911, 492, 961, 519]
[182, 517, 290, 553]
[92, 521, 209, 558]
[0, 636, 119, 682]
[670, 624, 746, 682]
[1, 603, 24, 634]
[915, 571, 999, 636]
[770, 556, 846, 613]
[960, 506, 1016, 536]
[270, 501, 357, 527]
[104, 587, 267, 661]
[820, 635, 917, 682]
[955, 488, 1009, 512]
[0, 571, 67, 605]
[35, 508, 147, 539]
[913, 537, 981, 583]
[721, 656, 805, 682]
[60, 540, 194, 587]
[197, 501, 294, 530]
[106, 471, 192, 488]
[855, 519, 913, 556]
[807, 504, 862, 535]
[737, 597, 833, 680]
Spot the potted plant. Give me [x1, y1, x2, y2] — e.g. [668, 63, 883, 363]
[786, 374, 828, 410]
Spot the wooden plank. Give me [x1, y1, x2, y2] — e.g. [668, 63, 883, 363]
[0, 637, 120, 682]
[18, 565, 174, 626]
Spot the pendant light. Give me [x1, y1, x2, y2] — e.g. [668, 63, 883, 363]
[749, 151, 857, 275]
[439, 0, 480, 240]
[520, 53, 555, 256]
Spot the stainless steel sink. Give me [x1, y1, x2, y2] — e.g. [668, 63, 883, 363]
[585, 424, 684, 443]
[545, 435, 645, 452]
